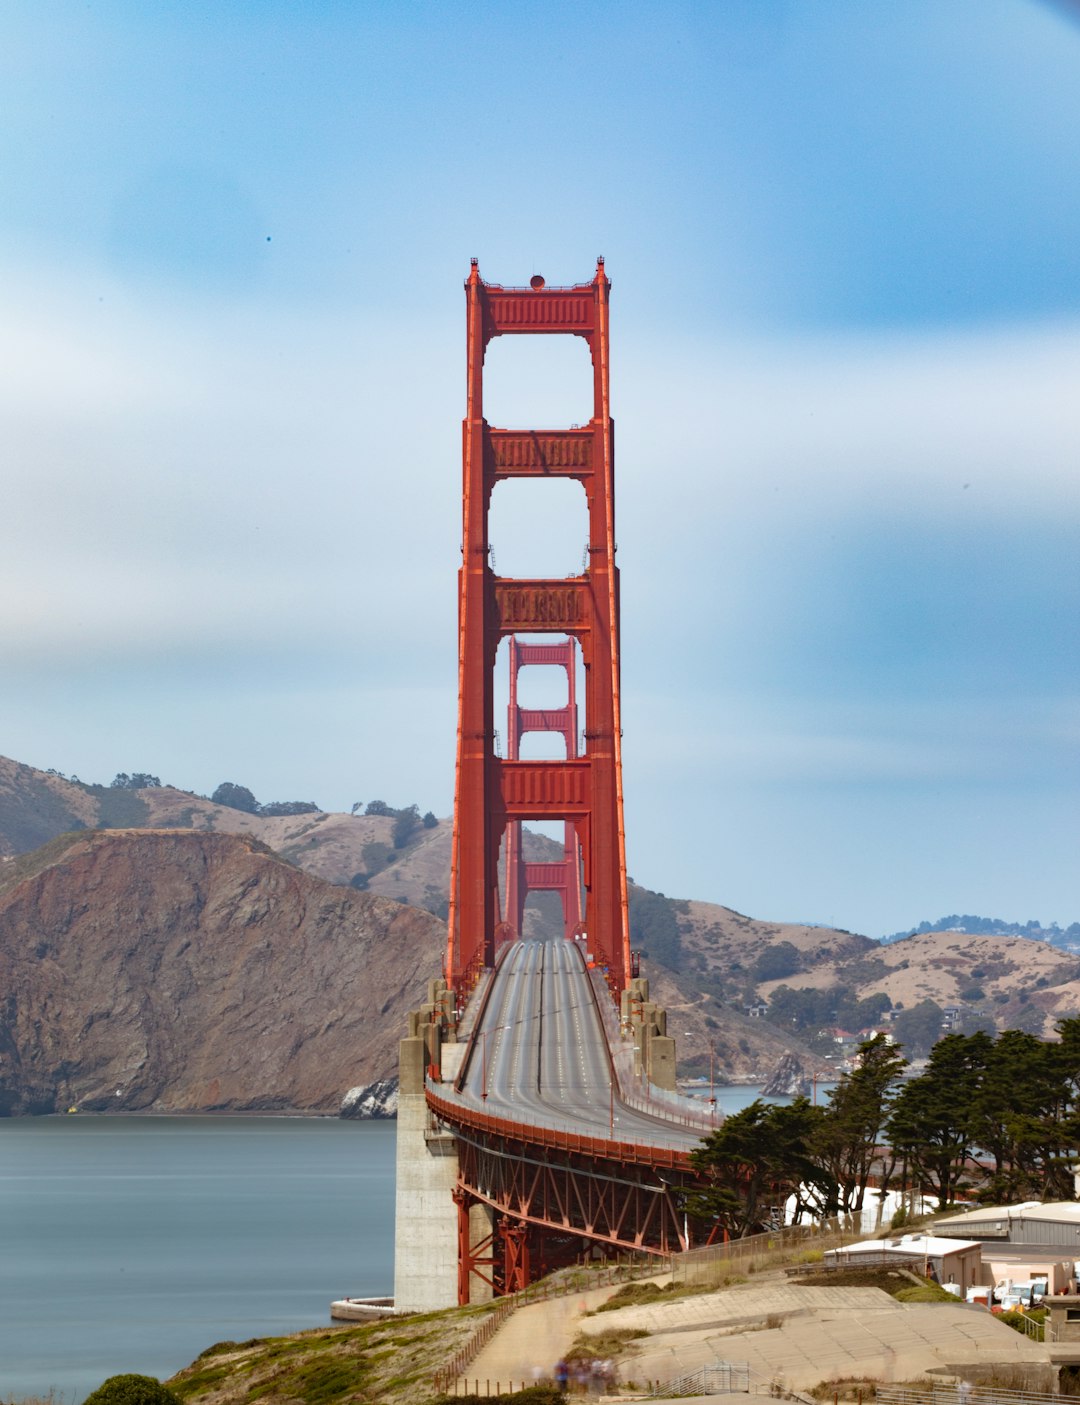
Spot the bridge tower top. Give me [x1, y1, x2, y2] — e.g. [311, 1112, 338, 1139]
[446, 259, 632, 1000]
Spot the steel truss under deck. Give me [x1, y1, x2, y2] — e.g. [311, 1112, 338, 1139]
[428, 1086, 709, 1301]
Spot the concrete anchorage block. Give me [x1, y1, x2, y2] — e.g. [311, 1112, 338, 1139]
[394, 1004, 460, 1312]
[648, 1035, 677, 1091]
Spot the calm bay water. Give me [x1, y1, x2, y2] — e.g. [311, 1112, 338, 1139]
[0, 1116, 396, 1402]
[0, 1088, 809, 1401]
[687, 1081, 838, 1114]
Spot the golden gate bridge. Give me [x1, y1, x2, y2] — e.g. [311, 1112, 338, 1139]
[394, 261, 721, 1310]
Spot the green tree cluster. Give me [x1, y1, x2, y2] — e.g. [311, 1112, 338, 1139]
[392, 804, 422, 849]
[690, 1017, 1080, 1236]
[688, 1096, 839, 1234]
[628, 886, 684, 970]
[886, 1024, 1080, 1206]
[361, 799, 433, 849]
[690, 1023, 1080, 1237]
[765, 983, 892, 1038]
[751, 941, 801, 983]
[884, 913, 1080, 947]
[211, 782, 321, 818]
[689, 1034, 904, 1235]
[83, 1377, 181, 1405]
[891, 999, 946, 1057]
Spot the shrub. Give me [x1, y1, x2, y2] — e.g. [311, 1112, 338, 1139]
[362, 841, 392, 875]
[1000, 1309, 1043, 1339]
[752, 942, 801, 983]
[894, 1280, 956, 1303]
[211, 782, 259, 813]
[628, 886, 683, 970]
[83, 1376, 183, 1405]
[393, 805, 421, 849]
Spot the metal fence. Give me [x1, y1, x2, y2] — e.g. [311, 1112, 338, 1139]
[646, 1361, 817, 1402]
[877, 1385, 1060, 1405]
[648, 1361, 751, 1397]
[673, 1221, 855, 1285]
[432, 1256, 670, 1393]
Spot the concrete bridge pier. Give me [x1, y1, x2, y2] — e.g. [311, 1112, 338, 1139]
[394, 969, 683, 1310]
[623, 976, 677, 1090]
[393, 979, 461, 1312]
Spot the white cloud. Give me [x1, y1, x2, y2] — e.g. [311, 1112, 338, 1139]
[1, 255, 1076, 933]
[618, 320, 1080, 526]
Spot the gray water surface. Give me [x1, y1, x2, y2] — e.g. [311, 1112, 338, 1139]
[0, 1116, 396, 1402]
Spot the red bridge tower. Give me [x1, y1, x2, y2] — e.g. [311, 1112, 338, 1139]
[501, 637, 584, 945]
[446, 259, 632, 998]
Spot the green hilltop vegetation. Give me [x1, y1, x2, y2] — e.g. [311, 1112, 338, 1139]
[884, 913, 1080, 948]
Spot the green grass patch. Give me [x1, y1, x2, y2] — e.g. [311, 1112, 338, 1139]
[893, 1279, 957, 1303]
[195, 1340, 262, 1360]
[171, 1297, 498, 1405]
[568, 1326, 646, 1362]
[276, 1357, 370, 1405]
[588, 1279, 705, 1313]
[171, 1364, 236, 1397]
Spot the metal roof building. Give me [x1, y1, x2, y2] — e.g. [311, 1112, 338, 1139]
[936, 1202, 1080, 1249]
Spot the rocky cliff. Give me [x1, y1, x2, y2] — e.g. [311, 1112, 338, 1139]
[0, 829, 443, 1116]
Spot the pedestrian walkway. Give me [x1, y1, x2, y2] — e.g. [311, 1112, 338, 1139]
[458, 1282, 625, 1391]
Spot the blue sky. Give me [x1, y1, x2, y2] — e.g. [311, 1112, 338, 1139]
[0, 0, 1077, 937]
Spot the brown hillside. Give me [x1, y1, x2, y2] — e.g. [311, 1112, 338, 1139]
[677, 899, 874, 979]
[140, 786, 411, 886]
[745, 929, 1080, 1041]
[0, 755, 98, 857]
[0, 756, 455, 898]
[640, 960, 833, 1084]
[0, 829, 443, 1116]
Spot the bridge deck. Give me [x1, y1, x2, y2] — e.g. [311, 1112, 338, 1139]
[436, 939, 711, 1155]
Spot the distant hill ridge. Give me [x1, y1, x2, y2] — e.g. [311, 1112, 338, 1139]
[2, 751, 1078, 1113]
[883, 914, 1080, 948]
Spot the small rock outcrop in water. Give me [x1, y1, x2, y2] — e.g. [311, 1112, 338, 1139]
[0, 829, 443, 1116]
[761, 1052, 810, 1098]
[340, 1079, 398, 1119]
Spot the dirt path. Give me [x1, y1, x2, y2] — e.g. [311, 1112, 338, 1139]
[457, 1283, 624, 1391]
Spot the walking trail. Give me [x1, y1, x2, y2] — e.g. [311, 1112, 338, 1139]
[458, 1282, 625, 1392]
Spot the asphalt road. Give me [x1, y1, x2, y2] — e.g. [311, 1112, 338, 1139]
[451, 939, 705, 1153]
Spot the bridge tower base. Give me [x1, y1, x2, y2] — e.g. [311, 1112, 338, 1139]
[393, 985, 460, 1312]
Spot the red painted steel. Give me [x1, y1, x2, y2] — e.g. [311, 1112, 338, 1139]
[426, 1084, 694, 1172]
[446, 260, 632, 998]
[503, 636, 583, 942]
[430, 1083, 703, 1300]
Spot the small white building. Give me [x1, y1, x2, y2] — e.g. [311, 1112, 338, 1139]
[824, 1233, 983, 1294]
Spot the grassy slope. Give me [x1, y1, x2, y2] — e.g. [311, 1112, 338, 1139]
[168, 1305, 495, 1405]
